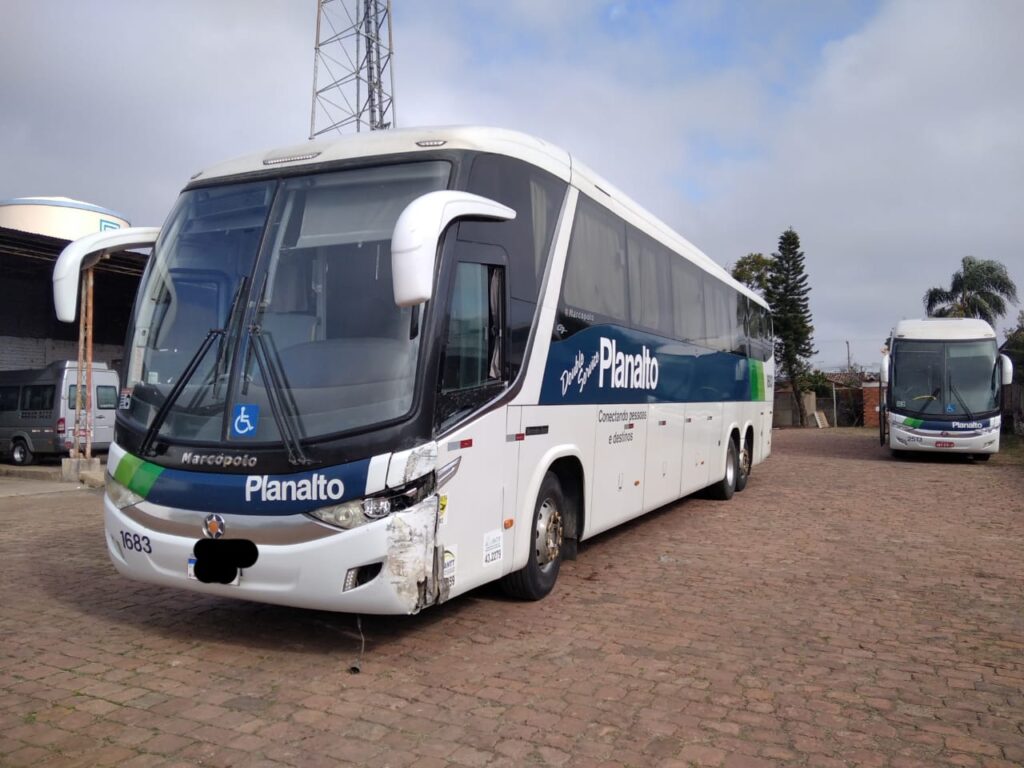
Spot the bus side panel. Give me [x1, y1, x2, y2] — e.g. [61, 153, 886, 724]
[644, 402, 684, 511]
[513, 404, 596, 568]
[434, 407, 514, 601]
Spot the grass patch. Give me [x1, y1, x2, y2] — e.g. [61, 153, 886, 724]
[994, 433, 1024, 465]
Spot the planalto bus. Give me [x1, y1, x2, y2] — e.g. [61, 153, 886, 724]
[54, 127, 774, 614]
[880, 318, 1013, 459]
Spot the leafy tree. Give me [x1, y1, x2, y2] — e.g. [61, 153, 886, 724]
[1003, 310, 1024, 367]
[923, 256, 1018, 326]
[731, 252, 772, 294]
[765, 228, 815, 426]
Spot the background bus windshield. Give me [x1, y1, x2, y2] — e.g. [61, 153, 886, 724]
[890, 339, 1000, 418]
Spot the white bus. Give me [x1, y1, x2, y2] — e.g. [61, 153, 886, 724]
[54, 127, 774, 614]
[880, 318, 1013, 460]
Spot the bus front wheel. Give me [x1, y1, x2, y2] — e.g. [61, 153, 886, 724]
[501, 472, 564, 601]
[709, 439, 738, 500]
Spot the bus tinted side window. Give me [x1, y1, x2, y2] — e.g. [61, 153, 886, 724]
[627, 226, 674, 338]
[558, 195, 628, 335]
[670, 258, 706, 344]
[460, 154, 566, 303]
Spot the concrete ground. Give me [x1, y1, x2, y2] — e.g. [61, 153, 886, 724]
[0, 429, 1022, 768]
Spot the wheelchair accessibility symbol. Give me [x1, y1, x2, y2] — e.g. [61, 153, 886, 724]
[231, 404, 260, 437]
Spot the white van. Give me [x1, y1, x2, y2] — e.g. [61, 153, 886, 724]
[0, 361, 119, 465]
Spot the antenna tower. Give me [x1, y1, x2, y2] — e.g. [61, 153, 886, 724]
[310, 0, 396, 138]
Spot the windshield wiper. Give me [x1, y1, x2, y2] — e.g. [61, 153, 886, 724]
[248, 326, 313, 466]
[948, 377, 974, 420]
[139, 328, 225, 457]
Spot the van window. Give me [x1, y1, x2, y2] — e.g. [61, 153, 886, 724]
[69, 385, 119, 410]
[21, 385, 55, 411]
[0, 386, 18, 412]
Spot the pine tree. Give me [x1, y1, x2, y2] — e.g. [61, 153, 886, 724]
[765, 228, 815, 426]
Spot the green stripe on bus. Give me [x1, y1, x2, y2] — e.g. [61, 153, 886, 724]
[749, 359, 764, 401]
[129, 461, 164, 497]
[113, 453, 142, 489]
[903, 417, 923, 428]
[111, 452, 164, 499]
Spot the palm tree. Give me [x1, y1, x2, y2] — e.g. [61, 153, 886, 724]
[923, 256, 1018, 326]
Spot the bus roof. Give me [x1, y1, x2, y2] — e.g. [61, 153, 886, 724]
[892, 318, 996, 341]
[190, 126, 767, 309]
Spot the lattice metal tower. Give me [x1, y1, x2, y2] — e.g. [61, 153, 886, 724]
[310, 0, 396, 137]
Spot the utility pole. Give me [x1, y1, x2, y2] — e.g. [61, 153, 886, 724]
[310, 0, 396, 137]
[846, 340, 851, 370]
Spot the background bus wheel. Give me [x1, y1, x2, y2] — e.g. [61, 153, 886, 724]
[735, 437, 751, 492]
[501, 472, 564, 601]
[11, 440, 34, 466]
[709, 439, 738, 500]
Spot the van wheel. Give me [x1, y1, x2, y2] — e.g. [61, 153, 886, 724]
[709, 439, 738, 500]
[735, 437, 751, 492]
[501, 472, 564, 601]
[11, 440, 34, 466]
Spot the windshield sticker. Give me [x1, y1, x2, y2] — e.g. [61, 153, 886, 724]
[946, 404, 956, 413]
[232, 404, 260, 437]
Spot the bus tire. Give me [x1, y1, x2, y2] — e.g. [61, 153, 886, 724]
[11, 439, 34, 466]
[735, 435, 751, 492]
[973, 453, 991, 462]
[709, 439, 738, 500]
[501, 472, 564, 601]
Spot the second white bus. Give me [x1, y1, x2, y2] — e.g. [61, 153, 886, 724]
[881, 318, 1012, 459]
[55, 126, 774, 614]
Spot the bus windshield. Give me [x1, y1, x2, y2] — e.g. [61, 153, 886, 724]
[890, 338, 1000, 418]
[124, 161, 451, 445]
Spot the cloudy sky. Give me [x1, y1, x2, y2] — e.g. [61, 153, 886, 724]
[2, 0, 1021, 368]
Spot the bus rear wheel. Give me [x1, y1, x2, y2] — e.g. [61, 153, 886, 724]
[709, 439, 738, 500]
[735, 436, 751, 492]
[501, 472, 564, 601]
[11, 440, 34, 466]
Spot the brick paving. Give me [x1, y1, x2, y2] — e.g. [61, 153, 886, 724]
[1, 428, 1022, 767]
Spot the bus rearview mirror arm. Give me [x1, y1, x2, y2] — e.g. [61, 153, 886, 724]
[391, 191, 515, 307]
[53, 227, 161, 322]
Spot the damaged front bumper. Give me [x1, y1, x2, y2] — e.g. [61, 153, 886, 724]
[105, 493, 444, 615]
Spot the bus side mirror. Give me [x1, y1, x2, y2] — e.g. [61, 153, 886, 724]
[880, 352, 890, 387]
[53, 227, 160, 322]
[391, 191, 515, 307]
[1000, 354, 1013, 386]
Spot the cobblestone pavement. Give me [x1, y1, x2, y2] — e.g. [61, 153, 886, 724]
[1, 429, 1022, 768]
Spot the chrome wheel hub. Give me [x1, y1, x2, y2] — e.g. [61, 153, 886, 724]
[535, 497, 563, 568]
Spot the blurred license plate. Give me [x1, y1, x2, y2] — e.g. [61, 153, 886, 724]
[187, 557, 241, 586]
[935, 441, 954, 448]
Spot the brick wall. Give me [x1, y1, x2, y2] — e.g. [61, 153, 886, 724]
[0, 335, 123, 372]
[863, 382, 881, 428]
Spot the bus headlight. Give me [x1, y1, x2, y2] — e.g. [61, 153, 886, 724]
[106, 474, 143, 510]
[308, 474, 435, 530]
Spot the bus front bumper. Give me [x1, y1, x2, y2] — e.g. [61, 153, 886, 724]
[103, 494, 440, 615]
[890, 421, 1000, 453]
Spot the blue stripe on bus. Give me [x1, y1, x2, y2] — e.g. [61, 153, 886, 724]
[144, 458, 371, 516]
[540, 324, 758, 406]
